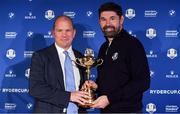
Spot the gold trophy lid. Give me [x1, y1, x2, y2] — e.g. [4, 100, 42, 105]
[84, 48, 94, 57]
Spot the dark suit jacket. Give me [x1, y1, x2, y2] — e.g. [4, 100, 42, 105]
[29, 44, 86, 113]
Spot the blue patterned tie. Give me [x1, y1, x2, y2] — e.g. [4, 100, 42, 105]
[63, 51, 78, 114]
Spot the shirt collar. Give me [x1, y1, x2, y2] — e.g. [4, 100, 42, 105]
[55, 43, 73, 54]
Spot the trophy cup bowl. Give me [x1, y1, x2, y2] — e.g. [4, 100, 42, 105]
[74, 48, 103, 108]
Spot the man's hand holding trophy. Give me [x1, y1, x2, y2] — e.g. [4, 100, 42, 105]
[74, 48, 103, 108]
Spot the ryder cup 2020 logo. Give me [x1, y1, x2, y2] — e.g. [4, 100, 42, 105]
[6, 49, 16, 59]
[45, 10, 55, 20]
[125, 8, 135, 19]
[146, 103, 156, 114]
[146, 28, 156, 39]
[167, 48, 177, 59]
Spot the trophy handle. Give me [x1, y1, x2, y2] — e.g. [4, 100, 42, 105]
[73, 58, 86, 67]
[94, 59, 103, 67]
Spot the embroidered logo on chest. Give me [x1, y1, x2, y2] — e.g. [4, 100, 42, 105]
[112, 52, 118, 61]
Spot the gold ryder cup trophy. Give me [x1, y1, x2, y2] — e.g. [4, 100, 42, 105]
[74, 48, 103, 108]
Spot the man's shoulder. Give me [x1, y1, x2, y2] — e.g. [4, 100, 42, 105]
[35, 44, 54, 54]
[32, 44, 55, 59]
[100, 41, 108, 49]
[120, 30, 143, 47]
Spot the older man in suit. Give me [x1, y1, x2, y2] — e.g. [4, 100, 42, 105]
[29, 15, 89, 113]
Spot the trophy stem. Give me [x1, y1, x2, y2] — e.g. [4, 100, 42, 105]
[86, 67, 91, 80]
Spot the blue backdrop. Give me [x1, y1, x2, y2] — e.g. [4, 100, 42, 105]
[0, 0, 180, 113]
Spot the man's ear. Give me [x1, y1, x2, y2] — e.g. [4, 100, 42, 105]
[51, 29, 55, 37]
[73, 29, 76, 39]
[120, 15, 124, 25]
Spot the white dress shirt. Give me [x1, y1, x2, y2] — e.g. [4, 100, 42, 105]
[55, 43, 81, 91]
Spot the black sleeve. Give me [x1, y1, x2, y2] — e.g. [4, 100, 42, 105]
[120, 39, 150, 99]
[29, 52, 70, 108]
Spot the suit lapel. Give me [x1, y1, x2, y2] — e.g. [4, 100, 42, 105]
[48, 44, 65, 90]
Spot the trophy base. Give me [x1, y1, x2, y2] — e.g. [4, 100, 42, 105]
[79, 102, 94, 108]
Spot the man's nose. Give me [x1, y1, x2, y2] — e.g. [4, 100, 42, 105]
[62, 31, 67, 36]
[105, 20, 111, 26]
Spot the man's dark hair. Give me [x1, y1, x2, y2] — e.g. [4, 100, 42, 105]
[98, 2, 123, 18]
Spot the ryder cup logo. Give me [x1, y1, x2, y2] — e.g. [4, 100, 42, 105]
[146, 28, 156, 39]
[125, 8, 135, 19]
[112, 52, 118, 61]
[25, 68, 30, 78]
[146, 103, 156, 114]
[167, 48, 177, 59]
[6, 49, 16, 59]
[45, 10, 55, 20]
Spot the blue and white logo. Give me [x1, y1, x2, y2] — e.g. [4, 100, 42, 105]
[63, 11, 76, 18]
[169, 10, 176, 17]
[44, 31, 53, 38]
[25, 68, 30, 78]
[83, 31, 96, 38]
[128, 30, 136, 37]
[166, 70, 179, 78]
[86, 11, 93, 17]
[146, 28, 156, 39]
[27, 103, 33, 109]
[5, 70, 16, 78]
[8, 12, 15, 19]
[144, 10, 158, 17]
[146, 103, 156, 114]
[125, 8, 136, 19]
[6, 49, 16, 59]
[25, 12, 36, 19]
[45, 10, 55, 20]
[27, 31, 34, 37]
[165, 30, 178, 38]
[167, 48, 177, 59]
[146, 50, 158, 58]
[5, 32, 17, 39]
[112, 52, 118, 61]
[150, 70, 155, 77]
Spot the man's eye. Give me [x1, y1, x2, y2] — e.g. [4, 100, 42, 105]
[111, 17, 116, 20]
[66, 29, 71, 32]
[56, 29, 62, 32]
[100, 17, 106, 21]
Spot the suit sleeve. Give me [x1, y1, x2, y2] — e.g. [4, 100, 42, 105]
[29, 52, 70, 108]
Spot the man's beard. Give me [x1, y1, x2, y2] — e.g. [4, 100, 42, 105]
[102, 25, 119, 38]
